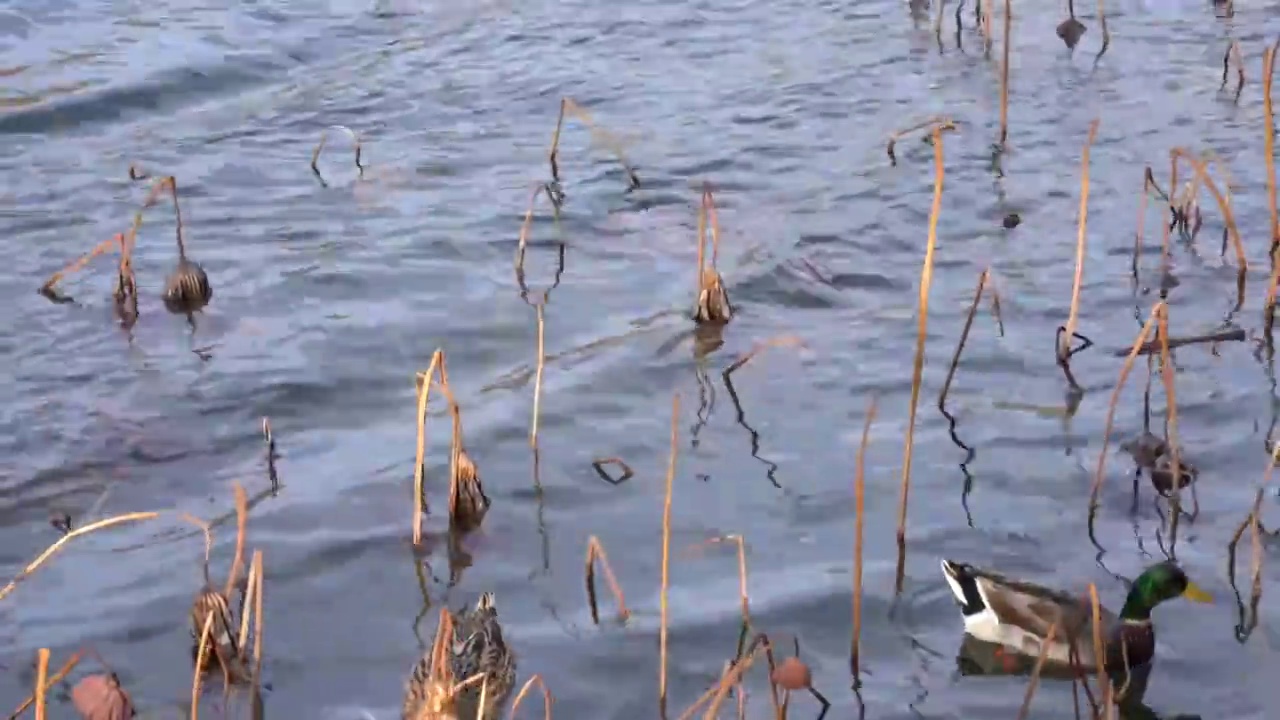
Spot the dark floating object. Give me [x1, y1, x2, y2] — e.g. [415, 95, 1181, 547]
[1056, 17, 1087, 50]
[1120, 431, 1198, 496]
[71, 673, 134, 720]
[1121, 431, 1167, 469]
[449, 449, 490, 534]
[1150, 453, 1198, 496]
[1002, 212, 1021, 229]
[163, 257, 212, 314]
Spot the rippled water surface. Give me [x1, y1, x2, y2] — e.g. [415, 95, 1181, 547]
[5, 0, 1280, 718]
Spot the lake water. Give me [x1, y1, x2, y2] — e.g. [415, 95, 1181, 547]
[3, 0, 1280, 718]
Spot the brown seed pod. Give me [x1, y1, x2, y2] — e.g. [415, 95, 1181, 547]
[1056, 18, 1086, 50]
[71, 673, 134, 720]
[770, 656, 811, 691]
[163, 258, 213, 314]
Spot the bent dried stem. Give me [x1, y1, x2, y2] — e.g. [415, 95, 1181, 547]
[886, 116, 956, 166]
[39, 233, 124, 296]
[224, 482, 249, 601]
[896, 125, 945, 596]
[585, 536, 630, 624]
[851, 396, 878, 683]
[1094, 0, 1110, 65]
[723, 335, 805, 376]
[1015, 617, 1060, 720]
[9, 649, 82, 718]
[412, 349, 446, 545]
[940, 269, 991, 413]
[507, 674, 553, 720]
[310, 125, 365, 183]
[547, 97, 640, 190]
[1169, 147, 1245, 270]
[0, 511, 162, 602]
[1087, 305, 1159, 538]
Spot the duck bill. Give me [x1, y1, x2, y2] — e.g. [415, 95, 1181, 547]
[1182, 581, 1213, 603]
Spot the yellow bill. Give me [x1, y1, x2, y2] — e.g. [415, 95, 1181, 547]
[1182, 580, 1213, 603]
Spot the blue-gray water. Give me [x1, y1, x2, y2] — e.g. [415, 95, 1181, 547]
[3, 0, 1279, 718]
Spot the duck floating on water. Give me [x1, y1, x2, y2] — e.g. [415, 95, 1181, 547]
[402, 592, 516, 720]
[940, 559, 1212, 674]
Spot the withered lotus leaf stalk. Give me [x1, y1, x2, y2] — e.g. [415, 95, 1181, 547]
[693, 183, 732, 325]
[658, 394, 679, 717]
[851, 396, 878, 682]
[895, 124, 945, 596]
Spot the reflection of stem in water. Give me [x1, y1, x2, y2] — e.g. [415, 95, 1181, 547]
[531, 445, 551, 573]
[938, 269, 993, 528]
[411, 542, 434, 648]
[691, 362, 716, 449]
[721, 369, 782, 489]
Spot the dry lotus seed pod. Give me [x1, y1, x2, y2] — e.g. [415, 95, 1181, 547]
[163, 257, 212, 313]
[770, 656, 812, 691]
[71, 673, 134, 720]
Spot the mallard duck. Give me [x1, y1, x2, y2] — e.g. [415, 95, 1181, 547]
[940, 559, 1212, 674]
[403, 592, 516, 720]
[449, 449, 490, 534]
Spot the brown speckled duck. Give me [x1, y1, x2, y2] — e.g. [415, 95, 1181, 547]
[402, 593, 516, 720]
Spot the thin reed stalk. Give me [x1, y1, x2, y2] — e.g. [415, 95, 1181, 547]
[33, 649, 48, 720]
[1094, 0, 1110, 65]
[1089, 584, 1107, 708]
[584, 536, 631, 624]
[895, 125, 945, 596]
[1062, 120, 1101, 363]
[1263, 45, 1280, 335]
[190, 611, 215, 719]
[506, 671, 552, 717]
[1015, 618, 1060, 720]
[1221, 40, 1245, 102]
[531, 304, 546, 448]
[940, 269, 990, 411]
[1157, 305, 1189, 555]
[263, 417, 280, 492]
[224, 482, 249, 601]
[659, 394, 680, 716]
[1087, 305, 1160, 534]
[0, 511, 161, 601]
[692, 635, 774, 720]
[998, 0, 1012, 148]
[547, 97, 640, 190]
[851, 396, 878, 683]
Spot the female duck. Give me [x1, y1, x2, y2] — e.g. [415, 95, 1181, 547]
[940, 559, 1212, 674]
[402, 592, 516, 720]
